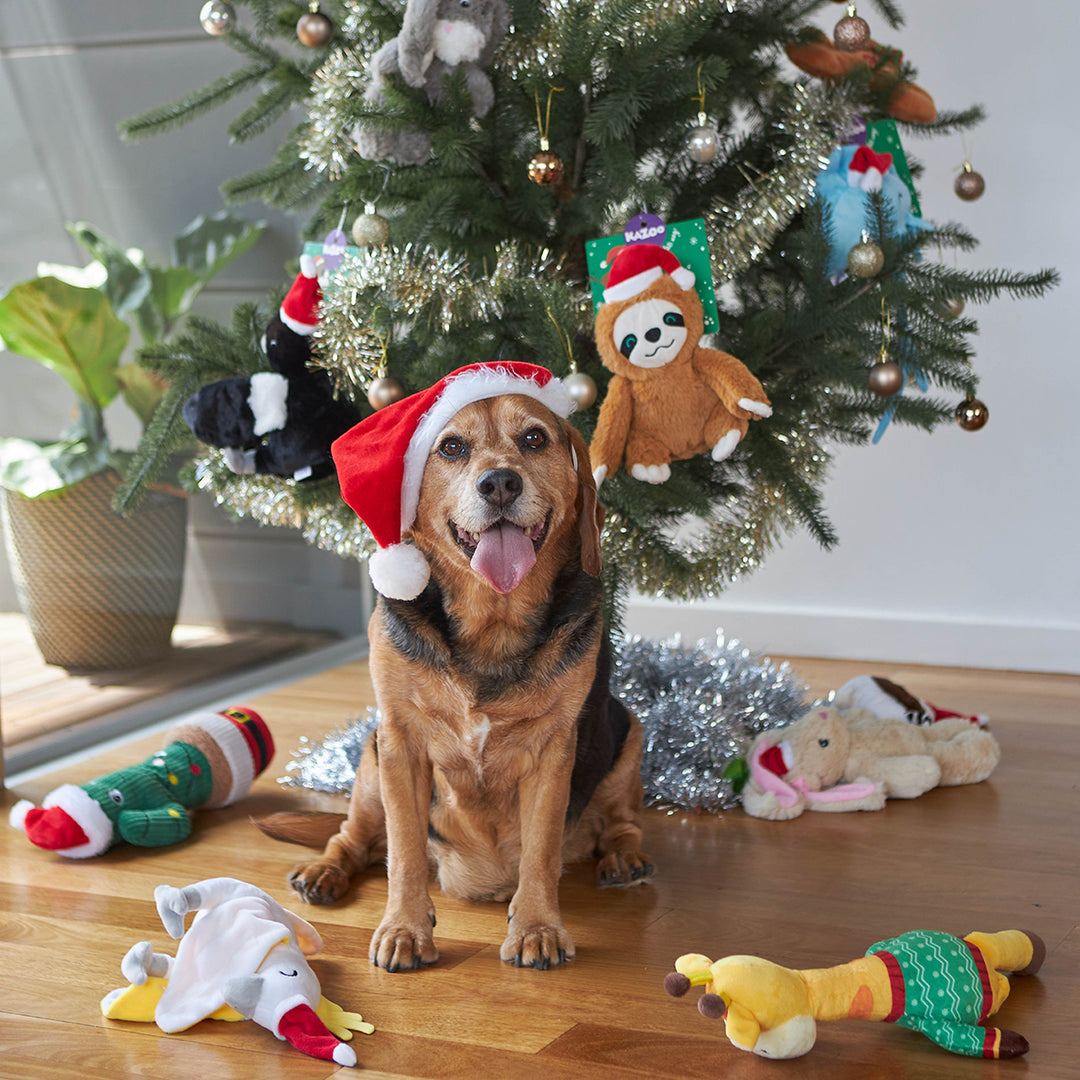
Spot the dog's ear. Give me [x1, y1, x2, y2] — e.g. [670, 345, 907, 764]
[567, 423, 603, 576]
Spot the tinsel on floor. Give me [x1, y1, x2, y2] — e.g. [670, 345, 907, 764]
[280, 631, 809, 813]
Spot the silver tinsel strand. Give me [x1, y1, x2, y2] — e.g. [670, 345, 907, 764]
[707, 82, 859, 285]
[280, 631, 809, 813]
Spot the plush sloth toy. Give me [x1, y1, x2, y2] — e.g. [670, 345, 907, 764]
[182, 258, 360, 482]
[589, 244, 772, 487]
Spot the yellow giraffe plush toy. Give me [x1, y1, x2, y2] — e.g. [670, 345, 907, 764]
[664, 929, 1044, 1060]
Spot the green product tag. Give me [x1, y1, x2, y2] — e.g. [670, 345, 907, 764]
[866, 119, 921, 217]
[584, 218, 718, 333]
[303, 240, 361, 280]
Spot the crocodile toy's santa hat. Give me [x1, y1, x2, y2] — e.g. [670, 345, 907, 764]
[834, 675, 989, 727]
[331, 362, 573, 601]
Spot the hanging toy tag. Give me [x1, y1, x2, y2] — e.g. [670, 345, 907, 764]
[585, 216, 719, 333]
[865, 119, 921, 217]
[303, 232, 359, 281]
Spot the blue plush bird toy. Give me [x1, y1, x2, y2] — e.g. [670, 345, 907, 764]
[813, 144, 930, 279]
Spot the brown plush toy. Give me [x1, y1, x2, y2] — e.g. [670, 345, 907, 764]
[742, 705, 1000, 820]
[589, 244, 771, 488]
[785, 29, 937, 125]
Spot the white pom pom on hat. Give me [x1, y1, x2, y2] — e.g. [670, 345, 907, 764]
[331, 362, 574, 601]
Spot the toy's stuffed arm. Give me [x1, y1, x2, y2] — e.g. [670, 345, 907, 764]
[155, 877, 270, 939]
[693, 349, 772, 419]
[397, 0, 441, 85]
[589, 375, 633, 488]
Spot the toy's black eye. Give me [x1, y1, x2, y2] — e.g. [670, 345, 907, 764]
[663, 311, 685, 327]
[460, 0, 470, 6]
[280, 969, 299, 977]
[522, 427, 548, 450]
[108, 789, 124, 805]
[818, 739, 829, 748]
[619, 333, 638, 358]
[439, 436, 467, 459]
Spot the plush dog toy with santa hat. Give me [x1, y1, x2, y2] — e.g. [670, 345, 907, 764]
[589, 243, 771, 488]
[182, 258, 360, 482]
[101, 877, 373, 1066]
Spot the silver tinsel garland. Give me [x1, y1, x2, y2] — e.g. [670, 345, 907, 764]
[280, 631, 809, 812]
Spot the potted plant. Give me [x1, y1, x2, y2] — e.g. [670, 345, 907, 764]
[0, 212, 264, 670]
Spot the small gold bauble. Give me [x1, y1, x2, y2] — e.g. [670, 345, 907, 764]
[368, 376, 406, 411]
[942, 297, 965, 320]
[847, 239, 884, 278]
[868, 359, 904, 396]
[833, 13, 872, 51]
[351, 212, 390, 247]
[955, 396, 989, 431]
[564, 371, 598, 410]
[954, 163, 985, 202]
[200, 0, 236, 35]
[528, 149, 564, 186]
[297, 9, 333, 47]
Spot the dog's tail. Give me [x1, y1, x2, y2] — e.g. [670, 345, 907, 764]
[252, 811, 346, 848]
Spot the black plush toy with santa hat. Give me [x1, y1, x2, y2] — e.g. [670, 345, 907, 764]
[182, 257, 360, 482]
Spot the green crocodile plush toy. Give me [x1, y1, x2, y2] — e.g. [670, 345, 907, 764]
[9, 707, 273, 857]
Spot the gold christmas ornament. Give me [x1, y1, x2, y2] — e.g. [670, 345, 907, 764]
[943, 297, 965, 320]
[297, 2, 333, 47]
[564, 371, 598, 410]
[199, 0, 236, 35]
[955, 396, 989, 431]
[955, 161, 985, 201]
[529, 86, 564, 186]
[847, 234, 884, 278]
[834, 4, 871, 51]
[367, 376, 406, 410]
[869, 358, 903, 397]
[351, 211, 390, 247]
[528, 145, 564, 186]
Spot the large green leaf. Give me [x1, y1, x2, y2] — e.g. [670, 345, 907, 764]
[0, 436, 114, 498]
[65, 222, 152, 317]
[0, 278, 129, 409]
[116, 365, 168, 425]
[173, 211, 266, 285]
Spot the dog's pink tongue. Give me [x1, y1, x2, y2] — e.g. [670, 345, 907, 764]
[471, 521, 536, 593]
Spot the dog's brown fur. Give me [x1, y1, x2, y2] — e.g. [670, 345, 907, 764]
[257, 394, 652, 971]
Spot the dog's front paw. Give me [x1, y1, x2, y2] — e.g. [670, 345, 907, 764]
[596, 850, 656, 888]
[370, 910, 439, 972]
[501, 915, 575, 970]
[288, 860, 351, 905]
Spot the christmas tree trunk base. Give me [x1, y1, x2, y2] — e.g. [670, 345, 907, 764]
[2, 470, 188, 671]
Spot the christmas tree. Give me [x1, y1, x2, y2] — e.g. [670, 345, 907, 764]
[117, 0, 1055, 621]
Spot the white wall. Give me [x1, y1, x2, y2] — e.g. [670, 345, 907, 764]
[628, 0, 1080, 674]
[0, 3, 369, 637]
[1, 2, 1076, 667]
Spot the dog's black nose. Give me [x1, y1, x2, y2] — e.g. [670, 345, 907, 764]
[476, 468, 523, 508]
[645, 327, 662, 342]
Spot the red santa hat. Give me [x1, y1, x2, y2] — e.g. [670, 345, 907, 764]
[847, 145, 894, 192]
[331, 362, 573, 601]
[602, 243, 695, 303]
[276, 1003, 357, 1067]
[280, 255, 322, 335]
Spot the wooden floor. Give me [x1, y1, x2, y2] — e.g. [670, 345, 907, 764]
[1, 655, 1077, 1079]
[0, 613, 337, 752]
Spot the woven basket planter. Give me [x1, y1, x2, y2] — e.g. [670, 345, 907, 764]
[2, 469, 187, 670]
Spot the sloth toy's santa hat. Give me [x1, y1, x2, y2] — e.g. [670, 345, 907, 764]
[331, 362, 573, 601]
[602, 242, 695, 303]
[279, 255, 322, 336]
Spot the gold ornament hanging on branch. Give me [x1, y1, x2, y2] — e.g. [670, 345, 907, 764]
[528, 87, 565, 186]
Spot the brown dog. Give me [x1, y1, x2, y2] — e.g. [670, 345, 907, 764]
[258, 371, 652, 972]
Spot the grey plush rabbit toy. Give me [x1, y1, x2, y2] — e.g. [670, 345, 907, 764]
[354, 0, 509, 164]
